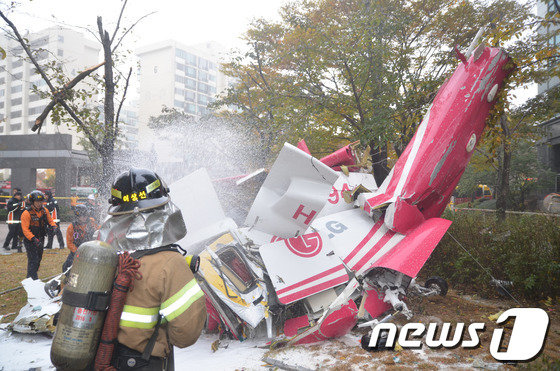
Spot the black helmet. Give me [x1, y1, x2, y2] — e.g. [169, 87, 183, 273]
[74, 204, 89, 217]
[28, 190, 46, 203]
[108, 168, 170, 215]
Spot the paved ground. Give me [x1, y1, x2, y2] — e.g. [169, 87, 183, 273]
[0, 222, 70, 252]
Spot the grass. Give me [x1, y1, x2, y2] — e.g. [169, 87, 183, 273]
[0, 248, 69, 322]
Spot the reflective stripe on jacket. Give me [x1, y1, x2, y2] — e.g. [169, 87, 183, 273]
[117, 250, 206, 358]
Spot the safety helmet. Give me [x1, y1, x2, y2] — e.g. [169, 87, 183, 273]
[74, 204, 89, 218]
[108, 168, 170, 215]
[28, 190, 46, 203]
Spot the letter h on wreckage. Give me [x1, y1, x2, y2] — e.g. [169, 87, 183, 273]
[189, 28, 515, 347]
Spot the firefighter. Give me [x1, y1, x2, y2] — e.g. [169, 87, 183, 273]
[2, 190, 24, 252]
[21, 190, 58, 280]
[63, 204, 98, 271]
[44, 190, 65, 249]
[98, 168, 206, 370]
[85, 193, 100, 223]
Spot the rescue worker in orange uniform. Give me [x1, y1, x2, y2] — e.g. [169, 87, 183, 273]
[63, 204, 98, 271]
[98, 168, 206, 370]
[21, 190, 58, 280]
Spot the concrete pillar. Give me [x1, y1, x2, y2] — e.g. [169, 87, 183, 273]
[11, 167, 36, 194]
[55, 163, 71, 198]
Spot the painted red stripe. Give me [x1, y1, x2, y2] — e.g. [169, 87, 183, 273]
[352, 229, 395, 272]
[343, 221, 383, 265]
[366, 193, 392, 209]
[279, 275, 349, 304]
[276, 265, 345, 295]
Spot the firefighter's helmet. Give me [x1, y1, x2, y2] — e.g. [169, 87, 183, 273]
[74, 204, 89, 218]
[28, 190, 46, 203]
[108, 168, 170, 215]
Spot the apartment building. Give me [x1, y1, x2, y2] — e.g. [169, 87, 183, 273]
[0, 27, 100, 148]
[136, 40, 228, 145]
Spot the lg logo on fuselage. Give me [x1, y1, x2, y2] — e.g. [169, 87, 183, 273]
[369, 308, 549, 362]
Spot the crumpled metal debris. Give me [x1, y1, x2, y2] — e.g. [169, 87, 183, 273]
[9, 278, 61, 334]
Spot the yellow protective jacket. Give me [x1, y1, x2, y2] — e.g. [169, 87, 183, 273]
[118, 249, 206, 358]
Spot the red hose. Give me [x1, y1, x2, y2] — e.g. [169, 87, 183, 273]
[94, 252, 142, 371]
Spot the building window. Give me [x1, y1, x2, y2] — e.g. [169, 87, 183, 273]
[198, 94, 208, 105]
[31, 36, 49, 49]
[174, 100, 183, 109]
[10, 110, 21, 118]
[12, 72, 23, 80]
[36, 50, 48, 61]
[185, 66, 196, 78]
[174, 87, 183, 96]
[32, 79, 47, 88]
[10, 123, 22, 131]
[209, 74, 216, 82]
[11, 85, 22, 94]
[198, 82, 210, 93]
[0, 102, 3, 109]
[58, 35, 64, 43]
[11, 59, 23, 69]
[29, 106, 45, 115]
[0, 125, 3, 133]
[185, 90, 195, 102]
[57, 49, 63, 57]
[199, 59, 209, 71]
[0, 77, 4, 85]
[186, 103, 196, 113]
[29, 94, 42, 102]
[185, 78, 196, 89]
[208, 62, 215, 71]
[0, 89, 4, 97]
[11, 97, 22, 106]
[197, 106, 207, 115]
[199, 71, 208, 82]
[176, 62, 184, 71]
[29, 120, 36, 128]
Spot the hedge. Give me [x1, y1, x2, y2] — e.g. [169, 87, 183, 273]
[422, 211, 560, 301]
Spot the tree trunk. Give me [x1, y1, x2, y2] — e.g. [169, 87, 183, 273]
[495, 114, 511, 221]
[98, 18, 116, 195]
[370, 140, 390, 186]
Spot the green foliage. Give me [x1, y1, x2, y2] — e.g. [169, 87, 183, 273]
[214, 0, 543, 164]
[422, 212, 560, 301]
[457, 139, 556, 209]
[0, 208, 7, 222]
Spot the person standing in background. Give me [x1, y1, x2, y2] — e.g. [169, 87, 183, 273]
[44, 190, 65, 249]
[2, 190, 24, 252]
[20, 191, 58, 280]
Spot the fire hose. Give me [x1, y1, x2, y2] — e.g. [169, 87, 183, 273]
[94, 252, 142, 371]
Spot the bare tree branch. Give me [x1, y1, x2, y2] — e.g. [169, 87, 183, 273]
[111, 11, 156, 53]
[110, 0, 128, 46]
[115, 67, 132, 132]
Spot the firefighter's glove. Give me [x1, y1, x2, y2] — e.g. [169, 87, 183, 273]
[31, 237, 41, 248]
